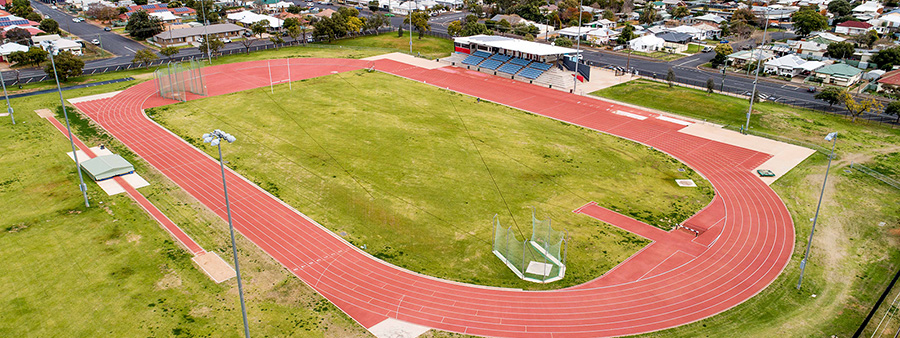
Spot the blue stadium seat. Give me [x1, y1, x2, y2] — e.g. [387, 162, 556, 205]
[462, 55, 485, 66]
[480, 59, 503, 70]
[517, 68, 545, 79]
[498, 63, 523, 74]
[529, 63, 552, 71]
[490, 54, 512, 62]
[472, 51, 491, 58]
[509, 58, 530, 66]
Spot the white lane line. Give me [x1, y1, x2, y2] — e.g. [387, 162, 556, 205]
[614, 110, 648, 120]
[124, 46, 136, 53]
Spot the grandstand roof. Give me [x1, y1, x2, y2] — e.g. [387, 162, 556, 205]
[80, 154, 133, 181]
[454, 35, 577, 56]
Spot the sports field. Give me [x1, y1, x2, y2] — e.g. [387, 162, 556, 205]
[148, 70, 713, 289]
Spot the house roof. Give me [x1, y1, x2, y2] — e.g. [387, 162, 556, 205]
[0, 42, 27, 55]
[629, 34, 665, 45]
[877, 69, 900, 85]
[798, 60, 825, 71]
[727, 49, 775, 60]
[765, 54, 806, 68]
[154, 23, 246, 40]
[816, 63, 862, 77]
[837, 20, 873, 28]
[656, 31, 692, 43]
[454, 35, 577, 56]
[694, 13, 726, 23]
[853, 1, 883, 12]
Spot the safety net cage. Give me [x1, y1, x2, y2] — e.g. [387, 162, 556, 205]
[491, 209, 567, 283]
[156, 59, 207, 101]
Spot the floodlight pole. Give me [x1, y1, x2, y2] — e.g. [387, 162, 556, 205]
[743, 8, 770, 135]
[200, 0, 212, 64]
[572, 0, 583, 93]
[206, 130, 250, 338]
[49, 46, 89, 208]
[797, 132, 838, 290]
[0, 69, 14, 124]
[408, 0, 413, 54]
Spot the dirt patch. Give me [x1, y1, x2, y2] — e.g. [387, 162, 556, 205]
[156, 270, 183, 290]
[126, 233, 142, 244]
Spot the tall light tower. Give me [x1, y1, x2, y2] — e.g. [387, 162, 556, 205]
[797, 132, 838, 290]
[47, 42, 90, 208]
[572, 0, 584, 93]
[202, 129, 250, 338]
[743, 7, 770, 135]
[0, 69, 13, 124]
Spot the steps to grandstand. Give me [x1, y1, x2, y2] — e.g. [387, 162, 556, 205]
[443, 52, 579, 90]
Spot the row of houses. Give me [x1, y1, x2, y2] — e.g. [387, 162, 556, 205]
[1, 34, 85, 62]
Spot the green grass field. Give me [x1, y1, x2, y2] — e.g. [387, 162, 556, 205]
[320, 32, 453, 59]
[148, 70, 713, 289]
[592, 79, 900, 337]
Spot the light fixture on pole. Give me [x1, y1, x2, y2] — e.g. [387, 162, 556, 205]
[0, 69, 14, 124]
[796, 131, 838, 290]
[47, 42, 90, 208]
[572, 0, 584, 93]
[200, 0, 212, 64]
[408, 0, 413, 54]
[743, 8, 770, 135]
[202, 129, 250, 338]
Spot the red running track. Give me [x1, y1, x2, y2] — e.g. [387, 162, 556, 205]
[72, 58, 794, 337]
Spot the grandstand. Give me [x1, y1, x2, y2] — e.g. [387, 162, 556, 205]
[451, 35, 581, 83]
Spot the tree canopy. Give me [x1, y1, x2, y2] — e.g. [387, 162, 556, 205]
[126, 11, 164, 40]
[873, 47, 900, 70]
[791, 7, 828, 36]
[38, 19, 59, 34]
[44, 51, 84, 81]
[825, 41, 854, 59]
[827, 0, 852, 17]
[4, 27, 31, 44]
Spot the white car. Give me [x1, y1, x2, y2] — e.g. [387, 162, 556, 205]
[91, 39, 99, 45]
[221, 38, 232, 43]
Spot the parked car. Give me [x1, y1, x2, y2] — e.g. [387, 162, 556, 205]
[222, 37, 232, 43]
[385, 13, 394, 16]
[702, 46, 712, 53]
[807, 86, 817, 93]
[72, 17, 79, 22]
[91, 39, 100, 45]
[719, 39, 729, 43]
[104, 26, 111, 31]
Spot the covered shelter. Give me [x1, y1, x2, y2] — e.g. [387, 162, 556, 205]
[453, 35, 577, 63]
[80, 154, 134, 181]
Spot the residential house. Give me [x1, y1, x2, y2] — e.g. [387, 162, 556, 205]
[727, 49, 775, 68]
[692, 23, 721, 40]
[656, 31, 692, 52]
[586, 28, 619, 44]
[226, 10, 284, 29]
[153, 23, 247, 47]
[835, 21, 874, 35]
[491, 14, 526, 25]
[671, 25, 704, 40]
[791, 40, 828, 58]
[629, 35, 665, 52]
[852, 1, 883, 21]
[814, 63, 863, 86]
[764, 54, 807, 77]
[810, 32, 846, 43]
[692, 13, 726, 25]
[0, 42, 27, 62]
[37, 38, 82, 56]
[557, 26, 590, 40]
[876, 69, 900, 93]
[586, 19, 616, 30]
[759, 42, 793, 57]
[797, 60, 826, 76]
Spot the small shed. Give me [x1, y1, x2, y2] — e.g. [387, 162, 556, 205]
[80, 154, 134, 181]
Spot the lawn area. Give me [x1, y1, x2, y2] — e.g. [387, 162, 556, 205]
[319, 32, 453, 59]
[592, 79, 900, 337]
[685, 44, 702, 54]
[148, 70, 714, 290]
[0, 82, 370, 336]
[630, 50, 684, 62]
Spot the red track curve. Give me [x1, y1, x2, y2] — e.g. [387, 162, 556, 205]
[73, 58, 794, 337]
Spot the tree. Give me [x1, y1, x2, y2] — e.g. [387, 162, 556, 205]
[827, 0, 852, 17]
[287, 24, 302, 45]
[4, 27, 31, 44]
[8, 0, 34, 18]
[639, 8, 658, 24]
[448, 20, 462, 36]
[403, 10, 431, 39]
[283, 17, 301, 31]
[853, 30, 879, 49]
[86, 5, 119, 23]
[826, 41, 854, 59]
[603, 10, 615, 21]
[251, 20, 269, 39]
[671, 5, 689, 19]
[873, 47, 900, 70]
[24, 47, 47, 67]
[26, 12, 42, 22]
[666, 67, 675, 87]
[126, 10, 164, 40]
[840, 91, 883, 122]
[199, 38, 225, 56]
[711, 43, 733, 67]
[398, 25, 403, 37]
[134, 0, 148, 5]
[6, 50, 26, 65]
[44, 51, 84, 81]
[719, 21, 730, 37]
[315, 16, 341, 42]
[169, 1, 184, 8]
[791, 7, 828, 36]
[159, 46, 179, 59]
[706, 78, 715, 95]
[190, 0, 219, 24]
[616, 23, 635, 45]
[460, 20, 490, 36]
[269, 36, 285, 49]
[555, 36, 573, 47]
[833, 15, 856, 25]
[885, 100, 900, 123]
[814, 87, 843, 106]
[368, 0, 379, 11]
[730, 8, 757, 25]
[132, 48, 157, 66]
[38, 19, 59, 34]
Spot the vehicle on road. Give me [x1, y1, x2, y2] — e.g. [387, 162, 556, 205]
[702, 46, 712, 53]
[222, 38, 232, 43]
[104, 27, 111, 31]
[91, 39, 100, 45]
[385, 13, 394, 16]
[720, 40, 729, 43]
[807, 86, 817, 93]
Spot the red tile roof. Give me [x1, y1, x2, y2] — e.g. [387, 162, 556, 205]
[878, 69, 900, 86]
[837, 20, 873, 28]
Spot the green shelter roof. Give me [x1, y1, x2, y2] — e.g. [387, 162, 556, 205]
[80, 154, 134, 181]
